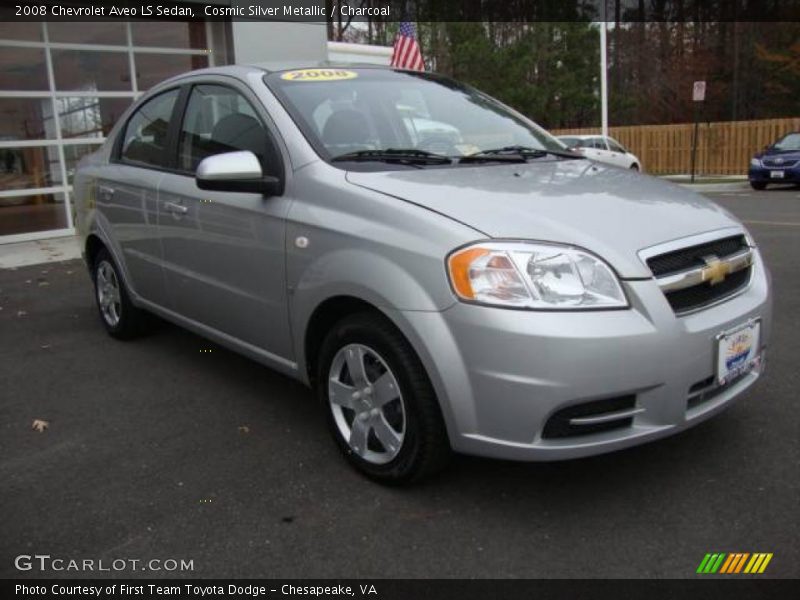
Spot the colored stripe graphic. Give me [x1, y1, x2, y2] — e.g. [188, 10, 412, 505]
[700, 553, 773, 574]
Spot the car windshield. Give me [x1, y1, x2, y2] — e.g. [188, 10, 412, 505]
[773, 133, 800, 152]
[264, 68, 568, 163]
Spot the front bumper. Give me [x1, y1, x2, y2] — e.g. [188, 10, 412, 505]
[396, 250, 772, 461]
[749, 164, 800, 183]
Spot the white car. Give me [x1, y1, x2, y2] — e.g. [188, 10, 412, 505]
[558, 135, 642, 171]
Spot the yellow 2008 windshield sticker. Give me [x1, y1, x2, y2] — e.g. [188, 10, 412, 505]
[281, 69, 358, 82]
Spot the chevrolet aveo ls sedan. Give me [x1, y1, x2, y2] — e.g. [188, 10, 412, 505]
[74, 65, 772, 483]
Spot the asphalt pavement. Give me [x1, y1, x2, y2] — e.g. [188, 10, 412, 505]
[1, 186, 798, 579]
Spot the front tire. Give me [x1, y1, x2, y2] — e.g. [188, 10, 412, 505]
[317, 312, 451, 484]
[92, 248, 147, 339]
[629, 163, 640, 171]
[750, 181, 767, 190]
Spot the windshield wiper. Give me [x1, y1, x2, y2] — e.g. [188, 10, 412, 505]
[331, 148, 453, 166]
[459, 145, 583, 163]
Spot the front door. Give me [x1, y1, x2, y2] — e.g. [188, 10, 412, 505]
[157, 82, 293, 361]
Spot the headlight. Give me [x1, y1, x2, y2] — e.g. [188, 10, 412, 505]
[447, 241, 628, 310]
[750, 158, 761, 167]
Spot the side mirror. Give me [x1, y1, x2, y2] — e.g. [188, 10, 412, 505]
[196, 151, 283, 196]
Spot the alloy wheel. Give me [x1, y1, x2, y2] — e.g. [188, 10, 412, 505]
[328, 343, 406, 464]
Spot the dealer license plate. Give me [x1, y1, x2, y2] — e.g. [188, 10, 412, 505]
[770, 170, 785, 178]
[717, 320, 760, 385]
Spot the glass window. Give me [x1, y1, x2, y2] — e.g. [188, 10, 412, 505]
[48, 22, 127, 46]
[62, 144, 102, 185]
[266, 69, 565, 160]
[0, 192, 67, 236]
[774, 133, 800, 151]
[131, 21, 207, 49]
[0, 13, 41, 41]
[0, 98, 57, 141]
[606, 138, 626, 153]
[120, 89, 179, 167]
[588, 137, 607, 150]
[0, 146, 59, 191]
[135, 54, 208, 91]
[0, 47, 48, 90]
[178, 84, 275, 174]
[52, 50, 131, 91]
[57, 97, 133, 139]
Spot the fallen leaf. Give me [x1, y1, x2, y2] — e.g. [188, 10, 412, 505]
[32, 419, 49, 433]
[17, 310, 27, 317]
[238, 425, 250, 434]
[40, 344, 51, 349]
[38, 281, 49, 287]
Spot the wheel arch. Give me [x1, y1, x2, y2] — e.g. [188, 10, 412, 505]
[303, 295, 394, 385]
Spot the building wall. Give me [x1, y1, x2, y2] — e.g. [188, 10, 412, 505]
[0, 20, 227, 243]
[232, 21, 328, 65]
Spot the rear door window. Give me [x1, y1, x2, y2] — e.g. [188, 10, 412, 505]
[119, 89, 180, 168]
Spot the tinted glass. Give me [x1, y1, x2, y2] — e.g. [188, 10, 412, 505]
[774, 133, 800, 151]
[131, 21, 207, 49]
[57, 97, 133, 139]
[0, 146, 59, 191]
[62, 144, 102, 185]
[266, 69, 564, 159]
[178, 84, 273, 173]
[48, 22, 127, 45]
[52, 50, 131, 91]
[606, 138, 625, 153]
[0, 47, 48, 90]
[590, 137, 608, 150]
[0, 98, 56, 140]
[0, 20, 42, 41]
[135, 54, 208, 91]
[120, 89, 179, 167]
[0, 192, 67, 236]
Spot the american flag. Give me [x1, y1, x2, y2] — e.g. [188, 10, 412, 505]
[390, 22, 424, 71]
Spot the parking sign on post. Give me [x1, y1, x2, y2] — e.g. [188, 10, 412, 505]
[693, 81, 706, 102]
[691, 81, 706, 181]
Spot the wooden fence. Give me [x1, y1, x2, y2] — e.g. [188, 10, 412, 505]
[552, 117, 800, 175]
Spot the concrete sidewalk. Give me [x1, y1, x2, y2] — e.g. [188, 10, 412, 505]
[0, 235, 81, 269]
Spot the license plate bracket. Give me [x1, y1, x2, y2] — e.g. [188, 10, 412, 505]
[716, 319, 760, 385]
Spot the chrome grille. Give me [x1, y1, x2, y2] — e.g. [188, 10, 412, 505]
[761, 157, 797, 168]
[646, 234, 753, 315]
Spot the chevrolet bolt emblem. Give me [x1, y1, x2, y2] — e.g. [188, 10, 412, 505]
[701, 255, 731, 286]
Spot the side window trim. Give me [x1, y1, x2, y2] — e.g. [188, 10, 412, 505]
[174, 81, 284, 178]
[112, 85, 188, 171]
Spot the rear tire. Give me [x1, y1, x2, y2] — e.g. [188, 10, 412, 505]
[92, 248, 147, 339]
[317, 312, 451, 484]
[750, 181, 767, 190]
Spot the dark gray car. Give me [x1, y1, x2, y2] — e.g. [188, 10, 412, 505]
[74, 65, 772, 483]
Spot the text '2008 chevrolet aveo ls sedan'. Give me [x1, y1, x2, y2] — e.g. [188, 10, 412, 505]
[74, 65, 772, 483]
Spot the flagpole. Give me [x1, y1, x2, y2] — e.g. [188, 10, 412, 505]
[600, 15, 609, 137]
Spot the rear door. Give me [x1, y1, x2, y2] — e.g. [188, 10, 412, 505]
[156, 81, 293, 360]
[99, 88, 182, 306]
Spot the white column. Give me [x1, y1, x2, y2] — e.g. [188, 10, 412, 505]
[600, 19, 608, 137]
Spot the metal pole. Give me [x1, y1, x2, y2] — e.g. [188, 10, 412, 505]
[690, 102, 699, 183]
[600, 17, 608, 137]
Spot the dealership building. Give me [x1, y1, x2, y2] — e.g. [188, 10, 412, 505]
[0, 14, 388, 243]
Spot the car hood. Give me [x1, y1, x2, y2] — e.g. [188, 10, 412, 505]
[757, 149, 800, 160]
[346, 160, 743, 278]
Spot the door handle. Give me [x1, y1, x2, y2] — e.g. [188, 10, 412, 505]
[164, 201, 188, 215]
[97, 185, 115, 201]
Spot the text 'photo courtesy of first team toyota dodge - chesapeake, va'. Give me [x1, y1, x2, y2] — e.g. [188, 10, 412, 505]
[73, 65, 772, 484]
